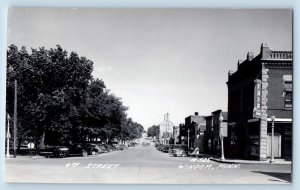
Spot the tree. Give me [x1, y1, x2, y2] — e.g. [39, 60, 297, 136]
[6, 44, 144, 151]
[42, 47, 94, 146]
[84, 79, 128, 142]
[6, 45, 93, 150]
[119, 118, 144, 141]
[147, 125, 160, 138]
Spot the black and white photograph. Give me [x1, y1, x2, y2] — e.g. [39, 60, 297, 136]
[5, 8, 292, 184]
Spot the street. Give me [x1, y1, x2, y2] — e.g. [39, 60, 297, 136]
[5, 8, 294, 186]
[5, 143, 291, 184]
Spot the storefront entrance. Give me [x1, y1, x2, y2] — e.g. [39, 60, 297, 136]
[267, 134, 281, 158]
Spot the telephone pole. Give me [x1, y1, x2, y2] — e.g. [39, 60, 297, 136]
[6, 114, 11, 158]
[13, 80, 17, 158]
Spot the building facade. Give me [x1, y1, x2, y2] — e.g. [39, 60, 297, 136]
[203, 110, 228, 155]
[179, 112, 206, 151]
[173, 126, 180, 144]
[159, 113, 174, 144]
[227, 43, 292, 160]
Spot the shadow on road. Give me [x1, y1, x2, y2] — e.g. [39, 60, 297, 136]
[251, 171, 291, 183]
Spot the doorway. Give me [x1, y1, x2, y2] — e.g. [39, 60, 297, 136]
[267, 134, 281, 158]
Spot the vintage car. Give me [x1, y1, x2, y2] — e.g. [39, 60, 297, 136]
[172, 147, 188, 157]
[53, 143, 88, 158]
[171, 145, 190, 157]
[85, 143, 103, 155]
[113, 144, 128, 150]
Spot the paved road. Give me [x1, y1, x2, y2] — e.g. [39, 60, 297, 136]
[5, 143, 291, 184]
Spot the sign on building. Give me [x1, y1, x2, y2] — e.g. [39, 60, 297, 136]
[253, 79, 262, 118]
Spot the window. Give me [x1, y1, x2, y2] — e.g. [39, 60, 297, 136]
[284, 91, 292, 108]
[283, 75, 292, 109]
[284, 81, 292, 91]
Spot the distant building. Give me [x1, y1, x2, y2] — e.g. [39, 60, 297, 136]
[179, 112, 206, 150]
[203, 110, 228, 155]
[159, 113, 174, 144]
[227, 43, 292, 160]
[173, 126, 180, 144]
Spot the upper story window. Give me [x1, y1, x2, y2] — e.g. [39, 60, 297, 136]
[283, 75, 292, 109]
[284, 91, 292, 108]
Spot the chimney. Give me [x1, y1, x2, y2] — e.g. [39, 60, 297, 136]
[238, 59, 243, 64]
[195, 112, 199, 116]
[260, 42, 271, 59]
[237, 59, 243, 69]
[247, 52, 254, 61]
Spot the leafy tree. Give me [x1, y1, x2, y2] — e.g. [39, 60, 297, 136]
[147, 125, 160, 138]
[84, 79, 128, 142]
[6, 44, 144, 152]
[7, 45, 93, 150]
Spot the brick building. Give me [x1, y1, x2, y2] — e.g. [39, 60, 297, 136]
[226, 43, 292, 160]
[179, 112, 206, 151]
[203, 110, 228, 155]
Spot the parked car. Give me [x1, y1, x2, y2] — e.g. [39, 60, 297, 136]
[39, 146, 61, 157]
[169, 145, 181, 155]
[53, 143, 88, 158]
[121, 144, 128, 150]
[157, 144, 164, 151]
[162, 144, 170, 153]
[103, 144, 117, 151]
[113, 144, 127, 150]
[95, 144, 110, 153]
[172, 147, 188, 157]
[171, 145, 190, 157]
[142, 142, 150, 146]
[128, 142, 137, 147]
[85, 143, 102, 155]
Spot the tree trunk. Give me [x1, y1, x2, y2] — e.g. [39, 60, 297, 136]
[35, 139, 39, 155]
[40, 131, 45, 149]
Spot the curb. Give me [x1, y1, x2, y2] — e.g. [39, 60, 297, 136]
[5, 156, 45, 160]
[210, 158, 292, 165]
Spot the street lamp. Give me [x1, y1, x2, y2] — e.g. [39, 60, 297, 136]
[270, 115, 275, 163]
[219, 113, 225, 161]
[6, 114, 11, 158]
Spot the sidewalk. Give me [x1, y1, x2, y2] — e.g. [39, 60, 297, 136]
[5, 155, 45, 160]
[210, 157, 292, 165]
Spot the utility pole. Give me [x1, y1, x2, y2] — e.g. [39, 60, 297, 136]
[13, 80, 18, 158]
[6, 114, 11, 158]
[166, 113, 168, 144]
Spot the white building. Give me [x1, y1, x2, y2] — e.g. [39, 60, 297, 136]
[159, 113, 174, 143]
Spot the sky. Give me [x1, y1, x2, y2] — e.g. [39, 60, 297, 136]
[7, 8, 292, 128]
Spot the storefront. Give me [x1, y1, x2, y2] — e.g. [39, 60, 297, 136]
[267, 120, 292, 160]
